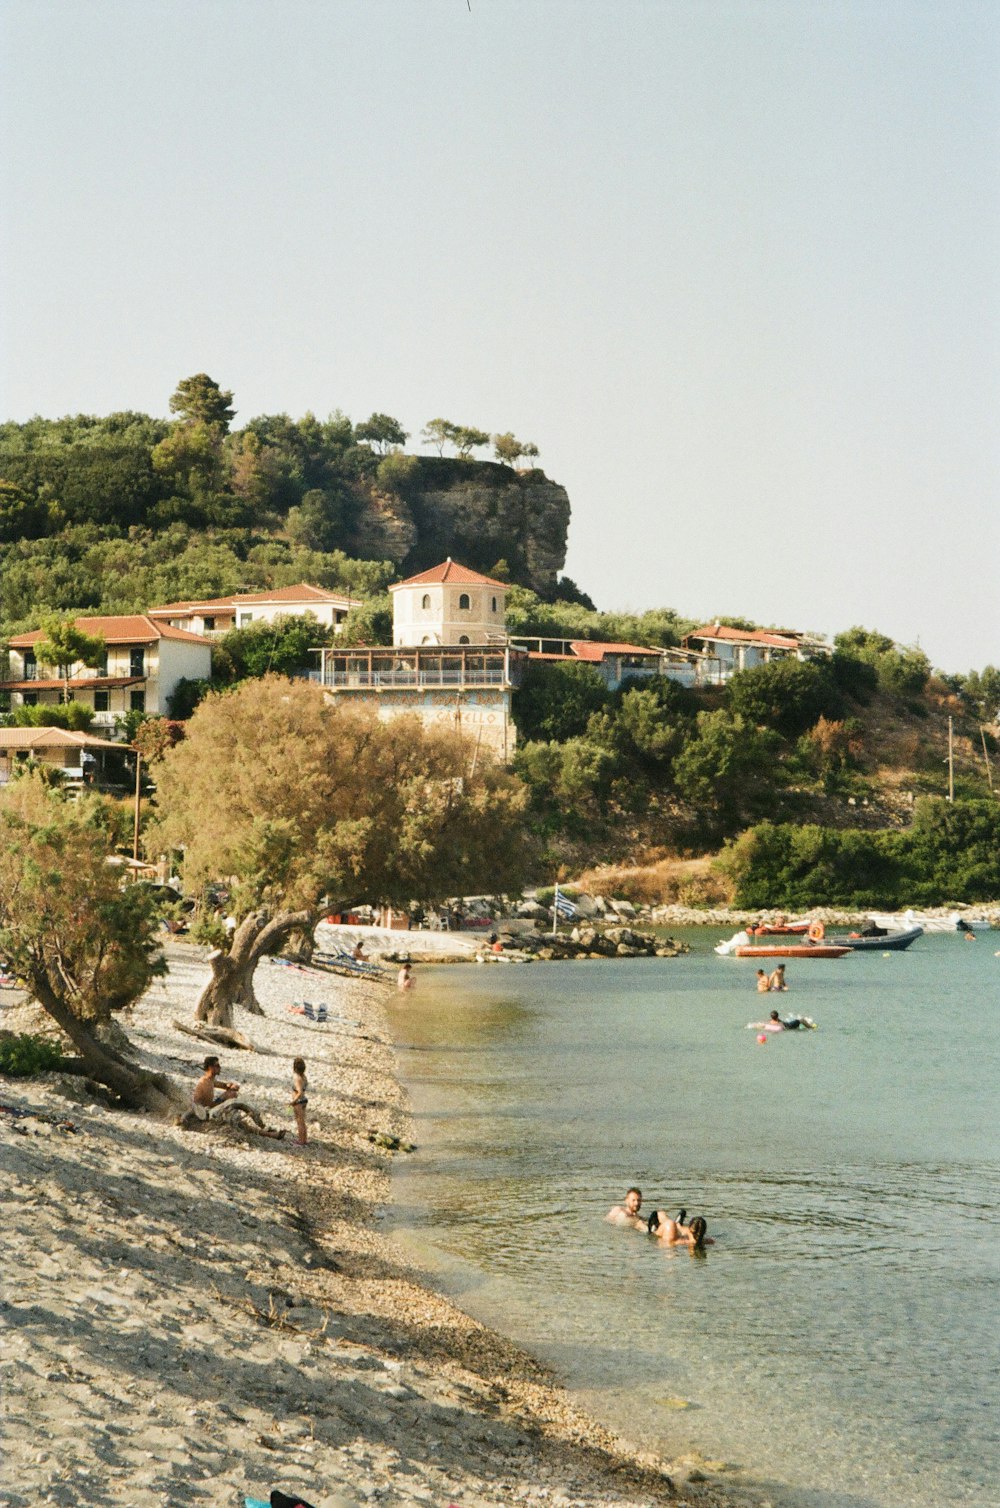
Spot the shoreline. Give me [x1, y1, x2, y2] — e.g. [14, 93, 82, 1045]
[1, 943, 760, 1508]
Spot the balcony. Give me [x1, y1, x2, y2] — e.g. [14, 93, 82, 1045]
[315, 647, 524, 693]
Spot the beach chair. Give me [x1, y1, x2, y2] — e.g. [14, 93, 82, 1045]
[318, 947, 390, 981]
[302, 1001, 328, 1023]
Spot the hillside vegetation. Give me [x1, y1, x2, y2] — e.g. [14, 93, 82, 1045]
[3, 381, 999, 908]
[0, 374, 571, 637]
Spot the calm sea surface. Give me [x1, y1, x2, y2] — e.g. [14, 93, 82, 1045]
[387, 930, 1000, 1508]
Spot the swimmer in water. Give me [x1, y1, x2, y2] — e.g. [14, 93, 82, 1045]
[606, 1187, 645, 1228]
[769, 965, 788, 991]
[755, 969, 770, 992]
[647, 1211, 713, 1249]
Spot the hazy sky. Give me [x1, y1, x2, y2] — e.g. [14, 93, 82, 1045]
[2, 1, 998, 671]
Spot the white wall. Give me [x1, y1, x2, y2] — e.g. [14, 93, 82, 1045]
[392, 583, 506, 646]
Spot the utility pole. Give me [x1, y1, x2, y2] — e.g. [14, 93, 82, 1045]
[981, 726, 995, 794]
[132, 750, 142, 861]
[947, 716, 954, 803]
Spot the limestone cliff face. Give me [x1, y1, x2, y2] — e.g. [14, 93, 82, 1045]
[351, 458, 569, 593]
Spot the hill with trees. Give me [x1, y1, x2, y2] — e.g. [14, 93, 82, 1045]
[0, 374, 571, 639]
[3, 378, 1000, 909]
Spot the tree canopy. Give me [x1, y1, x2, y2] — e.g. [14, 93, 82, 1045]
[0, 774, 172, 1110]
[151, 678, 531, 1022]
[169, 373, 236, 431]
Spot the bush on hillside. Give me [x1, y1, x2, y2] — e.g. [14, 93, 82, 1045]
[719, 798, 1000, 908]
[513, 662, 612, 743]
[725, 657, 844, 737]
[673, 710, 783, 831]
[834, 627, 930, 700]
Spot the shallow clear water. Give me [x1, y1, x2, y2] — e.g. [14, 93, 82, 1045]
[387, 931, 1000, 1508]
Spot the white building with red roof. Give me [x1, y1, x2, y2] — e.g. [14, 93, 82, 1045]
[148, 582, 362, 637]
[2, 615, 213, 730]
[315, 560, 520, 759]
[388, 559, 508, 647]
[681, 622, 829, 677]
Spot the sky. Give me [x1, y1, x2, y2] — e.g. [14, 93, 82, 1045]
[2, 0, 998, 673]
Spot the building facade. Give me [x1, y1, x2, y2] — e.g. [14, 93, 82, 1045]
[148, 583, 361, 637]
[2, 616, 212, 731]
[317, 561, 520, 758]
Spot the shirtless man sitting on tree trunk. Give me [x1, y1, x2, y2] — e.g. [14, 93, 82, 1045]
[180, 1056, 284, 1137]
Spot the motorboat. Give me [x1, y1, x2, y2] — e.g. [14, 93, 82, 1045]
[867, 909, 993, 934]
[715, 929, 851, 959]
[834, 925, 923, 952]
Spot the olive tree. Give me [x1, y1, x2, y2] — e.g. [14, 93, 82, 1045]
[152, 676, 531, 1025]
[0, 774, 174, 1112]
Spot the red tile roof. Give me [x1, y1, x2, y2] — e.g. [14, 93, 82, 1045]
[148, 596, 238, 615]
[149, 583, 360, 615]
[0, 728, 123, 752]
[390, 559, 508, 591]
[231, 583, 361, 607]
[0, 677, 143, 692]
[8, 616, 211, 648]
[683, 623, 800, 650]
[569, 640, 663, 662]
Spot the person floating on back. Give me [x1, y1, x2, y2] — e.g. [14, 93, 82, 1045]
[647, 1210, 713, 1249]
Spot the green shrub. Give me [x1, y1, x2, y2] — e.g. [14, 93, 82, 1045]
[725, 657, 844, 737]
[0, 1033, 64, 1077]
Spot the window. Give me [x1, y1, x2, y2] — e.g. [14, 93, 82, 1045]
[129, 647, 145, 676]
[23, 652, 37, 681]
[203, 616, 215, 631]
[97, 653, 108, 677]
[458, 635, 470, 645]
[242, 612, 253, 623]
[458, 593, 471, 611]
[22, 692, 37, 707]
[421, 594, 431, 610]
[130, 690, 145, 713]
[94, 690, 109, 713]
[491, 596, 497, 612]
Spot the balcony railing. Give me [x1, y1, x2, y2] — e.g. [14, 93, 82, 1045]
[320, 668, 509, 689]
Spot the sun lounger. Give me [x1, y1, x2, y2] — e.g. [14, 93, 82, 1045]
[315, 948, 390, 981]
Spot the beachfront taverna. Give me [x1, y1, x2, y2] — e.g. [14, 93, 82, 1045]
[314, 560, 524, 759]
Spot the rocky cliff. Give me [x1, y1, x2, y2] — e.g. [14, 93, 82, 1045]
[352, 458, 570, 594]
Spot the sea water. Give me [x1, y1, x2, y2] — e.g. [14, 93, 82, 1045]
[387, 931, 1000, 1508]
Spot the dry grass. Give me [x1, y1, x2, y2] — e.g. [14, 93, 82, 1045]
[576, 855, 734, 907]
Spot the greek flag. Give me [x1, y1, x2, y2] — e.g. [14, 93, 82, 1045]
[552, 885, 578, 919]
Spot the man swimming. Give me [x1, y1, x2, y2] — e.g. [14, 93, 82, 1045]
[606, 1187, 645, 1228]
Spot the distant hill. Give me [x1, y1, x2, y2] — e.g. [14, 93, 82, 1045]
[0, 388, 570, 631]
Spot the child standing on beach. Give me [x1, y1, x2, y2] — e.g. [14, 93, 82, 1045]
[291, 1057, 308, 1145]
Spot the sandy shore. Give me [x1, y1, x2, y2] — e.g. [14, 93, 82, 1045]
[1, 945, 758, 1508]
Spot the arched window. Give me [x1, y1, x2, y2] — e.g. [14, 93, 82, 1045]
[459, 593, 471, 610]
[421, 593, 431, 609]
[458, 635, 470, 645]
[491, 596, 497, 612]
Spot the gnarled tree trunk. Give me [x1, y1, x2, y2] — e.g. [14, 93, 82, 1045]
[195, 907, 317, 1027]
[31, 977, 183, 1116]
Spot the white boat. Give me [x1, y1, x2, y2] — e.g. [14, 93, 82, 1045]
[867, 909, 993, 934]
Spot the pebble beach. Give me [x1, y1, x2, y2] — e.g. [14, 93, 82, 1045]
[0, 943, 751, 1508]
